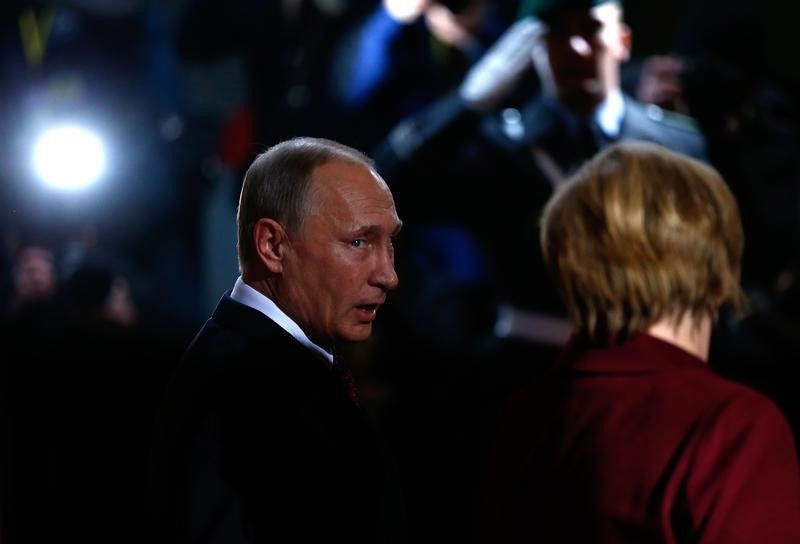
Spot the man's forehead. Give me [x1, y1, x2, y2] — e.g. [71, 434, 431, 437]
[310, 161, 388, 199]
[307, 160, 396, 219]
[312, 158, 379, 184]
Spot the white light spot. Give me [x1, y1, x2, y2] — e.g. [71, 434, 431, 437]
[33, 124, 106, 191]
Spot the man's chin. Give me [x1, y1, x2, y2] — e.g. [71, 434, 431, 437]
[338, 324, 373, 344]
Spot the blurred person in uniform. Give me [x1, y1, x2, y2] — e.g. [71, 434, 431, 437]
[375, 0, 708, 354]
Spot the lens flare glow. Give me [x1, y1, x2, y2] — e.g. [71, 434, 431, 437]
[32, 125, 106, 190]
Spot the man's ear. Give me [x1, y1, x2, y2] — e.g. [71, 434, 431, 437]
[253, 218, 288, 274]
[617, 22, 632, 62]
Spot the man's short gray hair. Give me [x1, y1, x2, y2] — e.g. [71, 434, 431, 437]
[236, 137, 374, 273]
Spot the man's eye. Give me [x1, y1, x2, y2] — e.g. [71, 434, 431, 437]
[350, 239, 364, 248]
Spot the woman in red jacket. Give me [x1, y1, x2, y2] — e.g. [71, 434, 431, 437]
[484, 140, 800, 543]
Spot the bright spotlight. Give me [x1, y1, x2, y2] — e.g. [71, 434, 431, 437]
[32, 124, 107, 191]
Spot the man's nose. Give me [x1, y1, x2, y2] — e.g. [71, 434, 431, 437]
[568, 35, 592, 57]
[371, 246, 399, 291]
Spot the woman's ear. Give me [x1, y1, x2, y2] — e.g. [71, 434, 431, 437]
[253, 218, 288, 274]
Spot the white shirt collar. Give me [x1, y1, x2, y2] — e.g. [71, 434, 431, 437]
[230, 276, 334, 364]
[593, 89, 625, 138]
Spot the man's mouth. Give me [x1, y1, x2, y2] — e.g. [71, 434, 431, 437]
[355, 304, 380, 321]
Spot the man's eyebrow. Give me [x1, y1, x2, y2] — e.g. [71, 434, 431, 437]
[351, 225, 381, 237]
[351, 221, 403, 237]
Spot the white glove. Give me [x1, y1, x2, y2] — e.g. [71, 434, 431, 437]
[458, 16, 544, 112]
[383, 0, 430, 23]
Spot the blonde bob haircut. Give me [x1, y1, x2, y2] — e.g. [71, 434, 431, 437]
[540, 141, 747, 341]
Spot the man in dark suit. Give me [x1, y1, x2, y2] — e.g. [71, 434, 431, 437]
[148, 137, 403, 543]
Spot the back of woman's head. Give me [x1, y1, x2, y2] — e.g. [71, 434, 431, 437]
[540, 140, 747, 341]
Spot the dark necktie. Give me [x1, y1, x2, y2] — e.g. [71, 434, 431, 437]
[560, 120, 605, 175]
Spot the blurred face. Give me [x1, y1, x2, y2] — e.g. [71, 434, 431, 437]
[280, 160, 401, 348]
[14, 246, 56, 301]
[532, 3, 631, 116]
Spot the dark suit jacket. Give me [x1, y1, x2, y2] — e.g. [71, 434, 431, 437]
[484, 333, 800, 543]
[148, 294, 383, 544]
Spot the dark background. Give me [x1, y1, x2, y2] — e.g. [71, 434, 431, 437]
[0, 1, 798, 542]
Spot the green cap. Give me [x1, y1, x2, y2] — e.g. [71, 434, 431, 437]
[517, 0, 621, 20]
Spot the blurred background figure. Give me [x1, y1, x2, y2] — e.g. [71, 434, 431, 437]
[60, 250, 138, 327]
[5, 245, 57, 318]
[1, 238, 181, 544]
[375, 0, 708, 363]
[1, 242, 62, 544]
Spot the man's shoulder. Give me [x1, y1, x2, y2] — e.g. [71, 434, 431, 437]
[178, 299, 314, 380]
[622, 98, 707, 159]
[479, 94, 557, 149]
[628, 100, 701, 133]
